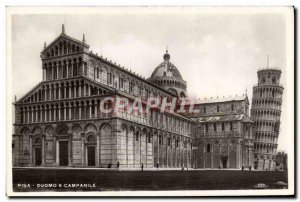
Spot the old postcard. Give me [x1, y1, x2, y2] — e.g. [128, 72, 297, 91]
[6, 6, 294, 197]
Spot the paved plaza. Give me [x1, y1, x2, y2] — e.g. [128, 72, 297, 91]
[13, 168, 288, 192]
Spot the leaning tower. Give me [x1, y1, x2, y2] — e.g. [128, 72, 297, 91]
[251, 68, 284, 170]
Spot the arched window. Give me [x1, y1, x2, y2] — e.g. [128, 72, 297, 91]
[87, 134, 96, 143]
[206, 143, 211, 153]
[272, 76, 276, 84]
[97, 67, 99, 79]
[203, 106, 206, 114]
[217, 105, 220, 112]
[231, 103, 235, 111]
[35, 137, 41, 144]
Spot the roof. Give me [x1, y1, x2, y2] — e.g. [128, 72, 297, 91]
[194, 114, 254, 123]
[42, 32, 89, 54]
[194, 95, 249, 104]
[16, 76, 115, 104]
[150, 61, 183, 80]
[88, 52, 178, 97]
[150, 51, 184, 81]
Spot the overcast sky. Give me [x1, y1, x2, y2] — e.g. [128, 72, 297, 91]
[10, 7, 290, 151]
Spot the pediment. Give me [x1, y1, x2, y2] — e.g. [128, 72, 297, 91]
[41, 33, 89, 58]
[17, 77, 116, 104]
[17, 82, 43, 103]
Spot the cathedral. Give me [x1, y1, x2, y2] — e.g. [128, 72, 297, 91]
[12, 25, 283, 170]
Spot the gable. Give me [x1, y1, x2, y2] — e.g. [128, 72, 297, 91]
[16, 77, 116, 104]
[41, 33, 89, 58]
[16, 82, 43, 103]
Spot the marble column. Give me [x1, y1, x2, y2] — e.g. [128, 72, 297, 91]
[69, 105, 72, 120]
[79, 103, 82, 119]
[64, 85, 67, 99]
[56, 138, 59, 166]
[94, 104, 97, 118]
[56, 64, 59, 79]
[53, 106, 56, 122]
[66, 62, 69, 78]
[96, 133, 100, 166]
[78, 84, 82, 97]
[68, 138, 72, 166]
[44, 87, 47, 101]
[58, 106, 61, 121]
[237, 141, 240, 168]
[63, 105, 66, 120]
[52, 65, 54, 80]
[41, 135, 45, 166]
[69, 84, 72, 98]
[58, 85, 61, 100]
[49, 86, 52, 100]
[71, 61, 74, 77]
[227, 140, 230, 168]
[81, 133, 85, 166]
[29, 135, 33, 166]
[83, 84, 86, 97]
[44, 108, 47, 122]
[31, 109, 34, 123]
[89, 104, 92, 119]
[53, 86, 56, 100]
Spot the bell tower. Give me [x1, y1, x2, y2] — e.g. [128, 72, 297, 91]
[251, 68, 284, 170]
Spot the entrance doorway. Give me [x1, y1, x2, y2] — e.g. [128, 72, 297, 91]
[254, 161, 258, 169]
[59, 141, 68, 166]
[35, 148, 42, 166]
[222, 159, 227, 168]
[87, 146, 96, 166]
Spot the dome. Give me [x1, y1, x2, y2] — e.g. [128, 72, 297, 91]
[150, 50, 183, 80]
[149, 50, 187, 97]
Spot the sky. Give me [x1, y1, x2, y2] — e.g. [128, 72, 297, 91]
[10, 7, 291, 152]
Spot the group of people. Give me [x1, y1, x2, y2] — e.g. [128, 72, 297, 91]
[242, 165, 252, 171]
[115, 161, 190, 171]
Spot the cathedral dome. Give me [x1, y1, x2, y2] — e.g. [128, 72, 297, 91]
[150, 50, 183, 80]
[149, 50, 187, 97]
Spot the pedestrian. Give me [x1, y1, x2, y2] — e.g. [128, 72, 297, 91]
[117, 161, 120, 170]
[242, 165, 244, 171]
[156, 162, 159, 169]
[249, 165, 252, 171]
[141, 163, 144, 171]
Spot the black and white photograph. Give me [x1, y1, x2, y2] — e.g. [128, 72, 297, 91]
[6, 6, 294, 197]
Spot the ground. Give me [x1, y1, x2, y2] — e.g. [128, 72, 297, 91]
[12, 168, 288, 192]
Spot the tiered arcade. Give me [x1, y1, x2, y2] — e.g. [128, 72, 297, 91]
[251, 68, 284, 170]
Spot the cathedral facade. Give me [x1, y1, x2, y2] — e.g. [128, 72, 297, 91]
[12, 25, 283, 170]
